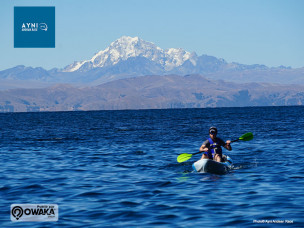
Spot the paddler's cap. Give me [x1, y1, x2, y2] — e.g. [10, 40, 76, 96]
[209, 127, 218, 135]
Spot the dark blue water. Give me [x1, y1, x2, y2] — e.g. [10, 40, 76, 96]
[0, 106, 303, 227]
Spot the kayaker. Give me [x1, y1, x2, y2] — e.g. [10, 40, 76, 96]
[199, 127, 232, 162]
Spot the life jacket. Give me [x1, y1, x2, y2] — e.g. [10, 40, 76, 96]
[207, 137, 223, 159]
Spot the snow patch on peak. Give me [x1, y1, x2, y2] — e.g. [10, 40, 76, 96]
[164, 48, 194, 69]
[63, 60, 88, 72]
[113, 36, 140, 45]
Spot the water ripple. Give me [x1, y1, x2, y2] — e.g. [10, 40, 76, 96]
[0, 107, 303, 227]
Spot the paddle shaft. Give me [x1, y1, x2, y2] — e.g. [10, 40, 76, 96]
[192, 151, 204, 156]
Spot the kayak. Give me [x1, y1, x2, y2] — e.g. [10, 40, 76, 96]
[192, 155, 233, 175]
[192, 155, 233, 174]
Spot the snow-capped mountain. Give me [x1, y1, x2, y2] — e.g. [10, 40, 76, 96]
[1, 36, 303, 90]
[63, 36, 198, 72]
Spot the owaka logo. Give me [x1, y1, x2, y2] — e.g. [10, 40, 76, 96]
[11, 204, 58, 222]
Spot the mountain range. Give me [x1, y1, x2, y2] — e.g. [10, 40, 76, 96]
[1, 36, 304, 90]
[0, 36, 303, 112]
[1, 74, 303, 112]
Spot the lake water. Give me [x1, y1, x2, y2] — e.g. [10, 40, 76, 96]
[0, 106, 303, 227]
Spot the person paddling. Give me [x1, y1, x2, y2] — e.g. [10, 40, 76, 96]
[199, 127, 232, 162]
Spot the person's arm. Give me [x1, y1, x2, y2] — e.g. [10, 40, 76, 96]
[199, 140, 209, 152]
[199, 144, 209, 152]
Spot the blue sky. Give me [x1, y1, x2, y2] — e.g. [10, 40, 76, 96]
[0, 0, 303, 70]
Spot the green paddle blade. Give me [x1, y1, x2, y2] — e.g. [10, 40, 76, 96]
[239, 132, 253, 141]
[177, 153, 193, 163]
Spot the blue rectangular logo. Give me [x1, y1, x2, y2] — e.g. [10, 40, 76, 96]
[14, 7, 55, 48]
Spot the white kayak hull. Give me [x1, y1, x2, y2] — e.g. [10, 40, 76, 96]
[192, 155, 233, 174]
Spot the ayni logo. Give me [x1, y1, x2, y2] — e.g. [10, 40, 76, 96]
[21, 23, 48, 32]
[11, 204, 58, 222]
[14, 7, 55, 48]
